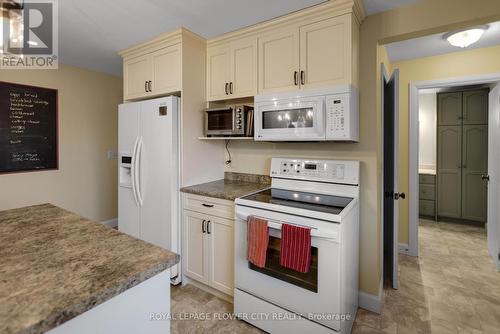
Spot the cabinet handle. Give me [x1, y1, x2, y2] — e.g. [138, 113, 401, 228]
[202, 203, 214, 208]
[225, 82, 229, 95]
[148, 81, 152, 92]
[300, 71, 305, 85]
[207, 221, 211, 234]
[145, 81, 148, 93]
[202, 219, 206, 233]
[294, 71, 298, 85]
[229, 82, 233, 94]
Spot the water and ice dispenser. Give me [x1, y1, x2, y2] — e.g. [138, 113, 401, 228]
[119, 155, 133, 187]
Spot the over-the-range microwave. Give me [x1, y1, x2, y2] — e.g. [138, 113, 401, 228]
[254, 85, 358, 142]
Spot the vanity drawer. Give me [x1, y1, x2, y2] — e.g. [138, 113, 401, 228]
[419, 174, 436, 185]
[184, 194, 234, 220]
[419, 200, 435, 217]
[419, 184, 435, 200]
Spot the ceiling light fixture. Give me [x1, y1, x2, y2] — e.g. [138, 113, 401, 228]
[444, 26, 488, 48]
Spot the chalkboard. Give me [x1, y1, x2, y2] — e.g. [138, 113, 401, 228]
[0, 81, 58, 173]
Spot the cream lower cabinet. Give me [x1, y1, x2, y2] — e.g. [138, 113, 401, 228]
[207, 37, 257, 101]
[182, 194, 234, 296]
[122, 43, 181, 101]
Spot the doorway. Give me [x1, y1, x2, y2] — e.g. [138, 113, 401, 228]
[409, 74, 500, 268]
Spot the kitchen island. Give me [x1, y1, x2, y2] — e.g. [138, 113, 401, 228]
[0, 204, 179, 334]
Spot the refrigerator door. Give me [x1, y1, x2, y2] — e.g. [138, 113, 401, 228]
[118, 102, 140, 237]
[138, 96, 179, 252]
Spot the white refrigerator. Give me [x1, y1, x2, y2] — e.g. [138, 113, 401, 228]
[118, 96, 180, 284]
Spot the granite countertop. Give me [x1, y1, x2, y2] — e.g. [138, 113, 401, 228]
[180, 172, 270, 201]
[0, 204, 179, 334]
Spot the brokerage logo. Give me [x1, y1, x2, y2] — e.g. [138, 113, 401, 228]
[1, 0, 58, 69]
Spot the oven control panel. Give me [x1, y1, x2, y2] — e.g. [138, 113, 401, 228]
[270, 158, 359, 185]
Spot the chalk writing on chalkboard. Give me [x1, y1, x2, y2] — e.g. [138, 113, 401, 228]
[0, 81, 58, 173]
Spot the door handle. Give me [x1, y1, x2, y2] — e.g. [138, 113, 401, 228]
[131, 136, 140, 206]
[482, 175, 490, 182]
[135, 136, 144, 206]
[145, 81, 148, 93]
[394, 192, 406, 200]
[207, 221, 211, 234]
[202, 220, 206, 233]
[202, 203, 214, 208]
[300, 70, 305, 85]
[225, 83, 229, 95]
[148, 81, 152, 92]
[229, 82, 233, 94]
[294, 71, 298, 85]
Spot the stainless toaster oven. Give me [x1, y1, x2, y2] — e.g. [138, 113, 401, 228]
[204, 105, 253, 137]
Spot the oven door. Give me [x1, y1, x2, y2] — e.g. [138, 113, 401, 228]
[254, 96, 325, 141]
[235, 206, 341, 331]
[205, 107, 236, 136]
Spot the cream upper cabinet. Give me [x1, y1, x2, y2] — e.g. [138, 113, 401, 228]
[207, 46, 231, 101]
[122, 44, 181, 101]
[258, 28, 300, 94]
[207, 37, 257, 101]
[299, 16, 350, 88]
[151, 44, 181, 96]
[230, 38, 258, 98]
[124, 54, 153, 100]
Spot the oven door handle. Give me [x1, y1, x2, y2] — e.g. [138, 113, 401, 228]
[238, 213, 339, 242]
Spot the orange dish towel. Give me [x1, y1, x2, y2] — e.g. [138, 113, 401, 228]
[280, 224, 312, 273]
[247, 216, 269, 268]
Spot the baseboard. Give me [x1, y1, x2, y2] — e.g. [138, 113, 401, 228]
[398, 243, 409, 255]
[358, 278, 382, 314]
[101, 218, 118, 229]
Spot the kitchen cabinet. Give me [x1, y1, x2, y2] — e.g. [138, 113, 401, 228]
[258, 28, 300, 94]
[437, 89, 489, 222]
[419, 173, 436, 219]
[207, 37, 257, 101]
[182, 194, 234, 296]
[122, 44, 181, 101]
[258, 14, 357, 94]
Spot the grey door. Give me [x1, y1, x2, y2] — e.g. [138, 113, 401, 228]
[437, 125, 462, 218]
[463, 90, 489, 125]
[462, 125, 488, 221]
[438, 92, 462, 125]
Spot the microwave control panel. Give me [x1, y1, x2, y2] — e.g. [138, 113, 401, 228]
[325, 93, 358, 142]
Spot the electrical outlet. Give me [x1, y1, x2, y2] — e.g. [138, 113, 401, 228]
[107, 150, 117, 160]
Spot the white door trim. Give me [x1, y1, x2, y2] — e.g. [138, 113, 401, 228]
[409, 72, 500, 257]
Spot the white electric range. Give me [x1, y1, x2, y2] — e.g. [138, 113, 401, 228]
[234, 157, 360, 334]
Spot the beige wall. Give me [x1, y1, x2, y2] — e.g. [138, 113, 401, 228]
[418, 93, 437, 171]
[0, 64, 122, 222]
[225, 0, 500, 296]
[392, 45, 500, 244]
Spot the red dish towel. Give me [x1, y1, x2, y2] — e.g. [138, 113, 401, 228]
[280, 224, 312, 273]
[247, 216, 269, 268]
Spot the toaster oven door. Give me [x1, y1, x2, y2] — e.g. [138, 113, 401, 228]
[205, 108, 235, 135]
[254, 97, 325, 141]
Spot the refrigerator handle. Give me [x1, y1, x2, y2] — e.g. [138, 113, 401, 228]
[131, 136, 140, 206]
[136, 136, 144, 207]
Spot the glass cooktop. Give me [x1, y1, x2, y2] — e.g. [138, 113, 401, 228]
[241, 188, 353, 215]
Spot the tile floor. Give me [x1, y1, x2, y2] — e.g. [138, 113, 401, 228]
[171, 220, 500, 333]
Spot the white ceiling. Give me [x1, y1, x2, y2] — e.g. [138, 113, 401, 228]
[386, 21, 500, 62]
[58, 0, 327, 76]
[361, 0, 420, 15]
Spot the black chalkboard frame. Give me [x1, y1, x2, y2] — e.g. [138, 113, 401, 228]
[0, 81, 59, 174]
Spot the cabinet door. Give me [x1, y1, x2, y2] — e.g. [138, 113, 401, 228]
[208, 217, 234, 296]
[463, 89, 489, 125]
[462, 125, 488, 221]
[230, 38, 257, 99]
[207, 45, 231, 101]
[124, 54, 152, 100]
[437, 92, 462, 125]
[258, 28, 300, 94]
[183, 210, 209, 284]
[151, 44, 181, 96]
[299, 16, 348, 88]
[437, 126, 462, 218]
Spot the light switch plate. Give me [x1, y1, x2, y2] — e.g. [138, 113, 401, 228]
[107, 150, 117, 160]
